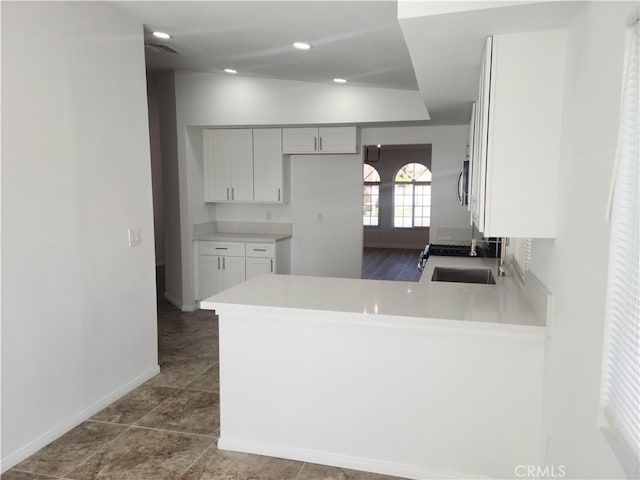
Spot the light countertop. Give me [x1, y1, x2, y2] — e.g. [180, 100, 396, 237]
[200, 256, 548, 335]
[194, 232, 292, 243]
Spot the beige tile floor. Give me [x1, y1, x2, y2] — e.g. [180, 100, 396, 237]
[2, 299, 403, 480]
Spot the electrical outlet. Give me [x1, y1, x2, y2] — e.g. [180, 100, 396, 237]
[128, 228, 142, 247]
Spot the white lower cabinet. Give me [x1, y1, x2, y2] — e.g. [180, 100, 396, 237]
[196, 239, 291, 302]
[246, 257, 274, 279]
[197, 241, 246, 301]
[246, 242, 276, 280]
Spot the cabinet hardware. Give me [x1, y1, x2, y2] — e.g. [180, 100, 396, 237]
[223, 257, 226, 269]
[253, 248, 267, 252]
[215, 247, 228, 250]
[314, 137, 317, 151]
[226, 188, 230, 200]
[270, 259, 274, 272]
[319, 136, 323, 151]
[231, 187, 235, 200]
[217, 257, 221, 269]
[278, 188, 281, 201]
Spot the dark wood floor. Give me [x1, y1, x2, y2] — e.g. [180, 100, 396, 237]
[362, 247, 422, 282]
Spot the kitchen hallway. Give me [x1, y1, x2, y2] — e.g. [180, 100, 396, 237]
[2, 298, 403, 480]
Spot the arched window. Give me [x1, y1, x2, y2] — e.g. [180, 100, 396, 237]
[394, 162, 431, 228]
[363, 164, 380, 226]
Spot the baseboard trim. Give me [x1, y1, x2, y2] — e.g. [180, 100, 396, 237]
[1, 365, 160, 473]
[217, 436, 492, 480]
[363, 243, 425, 250]
[163, 291, 198, 312]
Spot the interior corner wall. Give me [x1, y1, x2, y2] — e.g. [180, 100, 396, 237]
[528, 2, 634, 478]
[1, 2, 158, 470]
[155, 73, 185, 309]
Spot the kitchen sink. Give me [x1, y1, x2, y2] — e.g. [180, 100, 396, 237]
[431, 267, 496, 285]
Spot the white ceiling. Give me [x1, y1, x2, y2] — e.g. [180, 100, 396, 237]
[112, 1, 583, 124]
[113, 1, 418, 91]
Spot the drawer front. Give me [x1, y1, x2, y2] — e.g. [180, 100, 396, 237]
[246, 242, 275, 258]
[200, 241, 245, 257]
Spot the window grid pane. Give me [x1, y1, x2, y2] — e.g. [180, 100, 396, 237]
[363, 184, 379, 226]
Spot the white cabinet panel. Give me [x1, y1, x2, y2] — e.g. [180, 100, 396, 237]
[246, 257, 274, 279]
[198, 255, 221, 300]
[229, 130, 254, 202]
[203, 129, 254, 203]
[203, 130, 232, 202]
[221, 256, 246, 291]
[282, 128, 317, 153]
[253, 129, 284, 202]
[470, 31, 566, 238]
[282, 127, 357, 154]
[246, 243, 275, 257]
[318, 127, 357, 153]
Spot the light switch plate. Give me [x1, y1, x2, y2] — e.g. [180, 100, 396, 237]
[128, 228, 142, 247]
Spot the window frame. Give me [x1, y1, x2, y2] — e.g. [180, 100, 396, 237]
[393, 162, 432, 229]
[363, 163, 381, 228]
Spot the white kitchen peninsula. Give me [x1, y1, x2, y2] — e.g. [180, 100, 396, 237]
[200, 257, 551, 480]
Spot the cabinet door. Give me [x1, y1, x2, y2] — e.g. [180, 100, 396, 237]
[318, 127, 357, 153]
[221, 255, 246, 291]
[470, 37, 492, 233]
[246, 257, 274, 280]
[282, 128, 318, 153]
[228, 129, 254, 202]
[253, 129, 283, 202]
[198, 255, 221, 300]
[203, 130, 231, 202]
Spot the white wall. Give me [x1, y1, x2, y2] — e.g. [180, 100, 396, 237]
[174, 72, 429, 127]
[148, 95, 164, 265]
[155, 74, 184, 308]
[530, 2, 635, 478]
[1, 2, 158, 470]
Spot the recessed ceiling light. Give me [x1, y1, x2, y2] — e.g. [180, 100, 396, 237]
[152, 31, 172, 40]
[224, 68, 238, 74]
[333, 78, 347, 84]
[293, 42, 311, 50]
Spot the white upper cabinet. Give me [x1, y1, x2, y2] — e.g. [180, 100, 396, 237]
[253, 128, 285, 203]
[470, 30, 567, 238]
[204, 128, 288, 204]
[282, 126, 357, 154]
[203, 129, 254, 202]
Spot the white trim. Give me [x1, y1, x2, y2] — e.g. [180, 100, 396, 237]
[363, 243, 426, 249]
[0, 365, 160, 473]
[217, 436, 494, 480]
[162, 291, 197, 312]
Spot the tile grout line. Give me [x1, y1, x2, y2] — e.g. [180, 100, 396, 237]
[181, 442, 218, 476]
[60, 381, 187, 478]
[127, 424, 218, 441]
[59, 424, 135, 479]
[294, 461, 307, 480]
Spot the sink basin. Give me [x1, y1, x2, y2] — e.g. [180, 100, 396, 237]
[431, 267, 496, 285]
